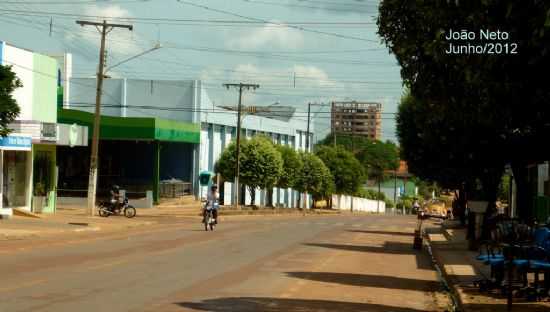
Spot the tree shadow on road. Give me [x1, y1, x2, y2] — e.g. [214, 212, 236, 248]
[175, 297, 431, 311]
[347, 230, 414, 237]
[285, 272, 441, 292]
[305, 242, 415, 254]
[304, 242, 433, 270]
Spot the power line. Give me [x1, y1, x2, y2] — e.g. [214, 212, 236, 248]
[0, 14, 393, 68]
[0, 8, 376, 25]
[238, 0, 378, 13]
[175, 0, 378, 43]
[1, 0, 146, 4]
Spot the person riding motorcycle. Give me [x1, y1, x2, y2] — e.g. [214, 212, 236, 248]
[109, 185, 121, 212]
[203, 185, 219, 224]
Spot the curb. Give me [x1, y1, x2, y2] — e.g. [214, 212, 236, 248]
[424, 228, 464, 312]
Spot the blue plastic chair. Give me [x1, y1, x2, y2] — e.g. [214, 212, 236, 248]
[526, 228, 550, 299]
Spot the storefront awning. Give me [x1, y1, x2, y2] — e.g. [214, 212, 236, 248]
[0, 135, 32, 151]
[57, 109, 200, 144]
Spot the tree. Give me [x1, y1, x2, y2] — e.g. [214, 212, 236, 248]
[318, 133, 400, 179]
[356, 140, 399, 181]
[215, 140, 239, 182]
[215, 136, 283, 206]
[315, 145, 366, 196]
[240, 136, 283, 206]
[295, 152, 334, 207]
[0, 65, 22, 137]
[378, 0, 550, 224]
[275, 144, 303, 190]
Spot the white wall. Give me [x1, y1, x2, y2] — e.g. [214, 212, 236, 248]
[332, 194, 386, 213]
[4, 45, 34, 120]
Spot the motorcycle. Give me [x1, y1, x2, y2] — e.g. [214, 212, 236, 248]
[204, 207, 216, 231]
[202, 200, 217, 231]
[99, 197, 136, 218]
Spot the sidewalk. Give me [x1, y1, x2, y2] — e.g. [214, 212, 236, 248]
[426, 220, 550, 311]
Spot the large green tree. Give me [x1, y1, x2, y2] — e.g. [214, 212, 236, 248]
[295, 152, 334, 207]
[378, 1, 550, 223]
[318, 134, 399, 179]
[315, 145, 366, 196]
[215, 136, 283, 206]
[275, 144, 303, 190]
[0, 65, 22, 137]
[356, 140, 399, 181]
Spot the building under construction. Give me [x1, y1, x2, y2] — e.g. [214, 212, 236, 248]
[331, 101, 382, 140]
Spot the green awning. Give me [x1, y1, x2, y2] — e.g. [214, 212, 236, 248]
[58, 108, 200, 143]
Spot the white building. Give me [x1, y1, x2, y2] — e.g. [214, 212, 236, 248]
[67, 78, 312, 208]
[0, 42, 87, 218]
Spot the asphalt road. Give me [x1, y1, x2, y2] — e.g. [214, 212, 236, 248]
[0, 214, 448, 312]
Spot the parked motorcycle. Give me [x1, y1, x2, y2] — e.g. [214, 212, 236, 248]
[98, 197, 136, 218]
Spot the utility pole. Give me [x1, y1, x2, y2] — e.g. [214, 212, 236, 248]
[394, 170, 397, 214]
[331, 102, 337, 147]
[351, 101, 356, 153]
[306, 103, 311, 152]
[223, 83, 260, 210]
[77, 20, 133, 216]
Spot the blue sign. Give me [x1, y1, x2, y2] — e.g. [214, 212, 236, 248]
[0, 136, 32, 151]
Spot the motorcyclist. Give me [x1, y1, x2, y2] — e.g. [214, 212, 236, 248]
[109, 185, 121, 212]
[203, 185, 219, 224]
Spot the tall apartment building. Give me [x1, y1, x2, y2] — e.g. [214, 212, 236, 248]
[331, 101, 382, 140]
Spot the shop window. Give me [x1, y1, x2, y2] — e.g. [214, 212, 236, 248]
[3, 151, 29, 207]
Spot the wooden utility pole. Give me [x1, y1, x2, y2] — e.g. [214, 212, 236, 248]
[331, 102, 337, 147]
[351, 101, 356, 153]
[76, 20, 133, 216]
[306, 103, 311, 152]
[223, 83, 260, 210]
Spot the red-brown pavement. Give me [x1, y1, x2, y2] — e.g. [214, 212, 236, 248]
[0, 214, 450, 312]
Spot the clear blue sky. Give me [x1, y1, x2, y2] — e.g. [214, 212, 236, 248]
[0, 0, 403, 142]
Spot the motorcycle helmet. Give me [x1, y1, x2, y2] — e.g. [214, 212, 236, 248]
[112, 185, 120, 191]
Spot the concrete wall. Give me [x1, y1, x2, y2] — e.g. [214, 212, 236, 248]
[69, 78, 123, 116]
[32, 53, 57, 123]
[3, 44, 34, 120]
[332, 194, 386, 213]
[0, 43, 58, 122]
[69, 78, 196, 123]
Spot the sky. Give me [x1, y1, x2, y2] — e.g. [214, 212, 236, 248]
[0, 0, 404, 142]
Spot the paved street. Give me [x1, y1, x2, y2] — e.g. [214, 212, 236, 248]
[0, 215, 449, 312]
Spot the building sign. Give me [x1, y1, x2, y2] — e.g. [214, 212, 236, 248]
[41, 123, 58, 141]
[0, 135, 32, 151]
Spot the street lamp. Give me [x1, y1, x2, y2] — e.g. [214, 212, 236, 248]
[105, 43, 162, 73]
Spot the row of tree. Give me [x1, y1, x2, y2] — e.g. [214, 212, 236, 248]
[215, 133, 400, 208]
[215, 136, 333, 206]
[377, 1, 550, 231]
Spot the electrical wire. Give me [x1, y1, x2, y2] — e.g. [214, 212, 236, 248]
[175, 0, 378, 42]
